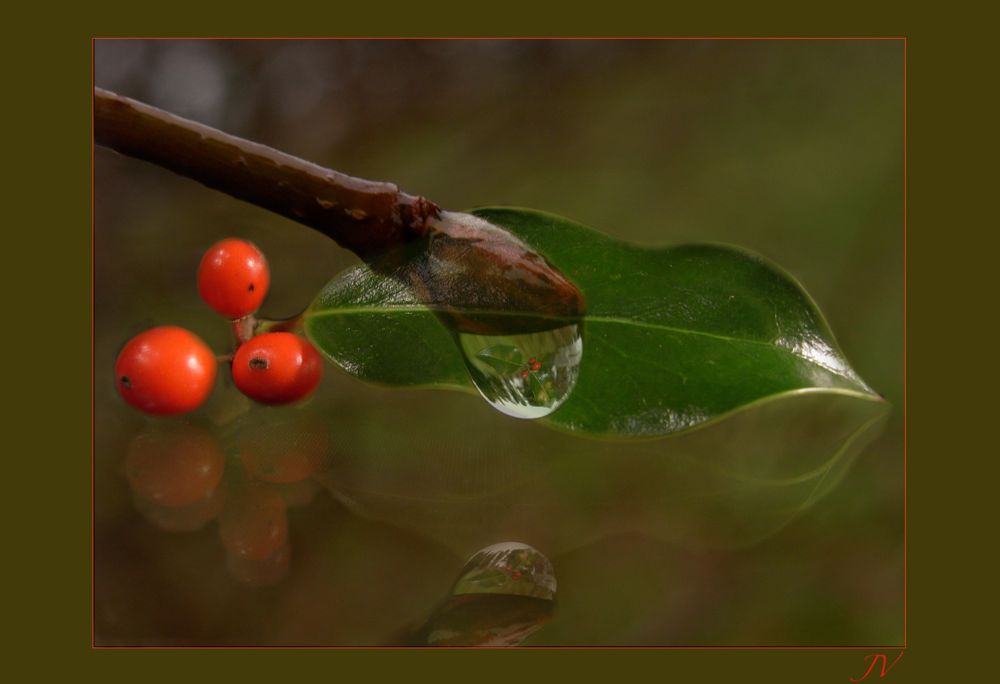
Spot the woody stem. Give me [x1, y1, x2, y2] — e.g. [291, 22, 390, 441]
[94, 87, 440, 261]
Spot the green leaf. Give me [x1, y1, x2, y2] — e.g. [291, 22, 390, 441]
[305, 207, 882, 438]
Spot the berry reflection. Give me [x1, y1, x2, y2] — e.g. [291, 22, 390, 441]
[123, 411, 332, 588]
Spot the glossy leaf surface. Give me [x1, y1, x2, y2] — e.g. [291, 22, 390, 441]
[306, 208, 879, 437]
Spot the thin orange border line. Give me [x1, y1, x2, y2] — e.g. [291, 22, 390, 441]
[91, 35, 907, 651]
[91, 36, 906, 40]
[902, 36, 908, 650]
[91, 37, 97, 652]
[92, 648, 904, 651]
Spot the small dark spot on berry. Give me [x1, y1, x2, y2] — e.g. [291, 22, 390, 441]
[248, 283, 255, 292]
[120, 375, 131, 389]
[249, 357, 268, 370]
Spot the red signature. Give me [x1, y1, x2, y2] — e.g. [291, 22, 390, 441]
[849, 651, 904, 681]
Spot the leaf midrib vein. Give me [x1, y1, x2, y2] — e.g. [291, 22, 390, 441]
[305, 305, 851, 380]
[311, 305, 772, 347]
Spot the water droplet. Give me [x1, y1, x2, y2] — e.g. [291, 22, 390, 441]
[457, 324, 582, 419]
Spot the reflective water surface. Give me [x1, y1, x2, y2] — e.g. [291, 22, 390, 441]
[95, 371, 891, 646]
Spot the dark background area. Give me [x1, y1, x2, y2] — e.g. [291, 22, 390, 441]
[94, 39, 903, 646]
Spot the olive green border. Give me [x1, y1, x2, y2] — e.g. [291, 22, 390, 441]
[18, 3, 978, 681]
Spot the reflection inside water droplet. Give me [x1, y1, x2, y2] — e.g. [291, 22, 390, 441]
[457, 324, 583, 419]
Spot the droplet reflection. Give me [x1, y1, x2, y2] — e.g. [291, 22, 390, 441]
[458, 324, 583, 419]
[408, 541, 556, 646]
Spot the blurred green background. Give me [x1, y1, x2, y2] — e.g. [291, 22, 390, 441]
[94, 39, 903, 646]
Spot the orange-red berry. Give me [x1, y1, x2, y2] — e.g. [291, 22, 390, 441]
[232, 332, 323, 405]
[198, 238, 270, 318]
[115, 326, 217, 416]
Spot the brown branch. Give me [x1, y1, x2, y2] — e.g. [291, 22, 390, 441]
[94, 87, 585, 331]
[94, 87, 438, 260]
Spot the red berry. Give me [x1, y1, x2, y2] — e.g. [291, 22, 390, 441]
[115, 326, 217, 416]
[232, 332, 323, 405]
[198, 238, 270, 318]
